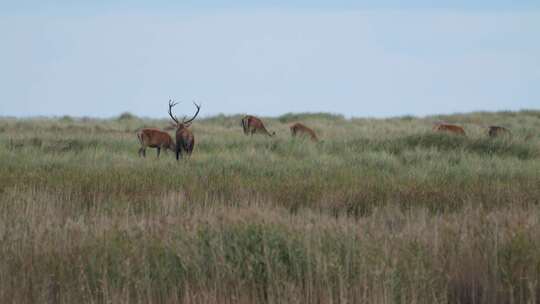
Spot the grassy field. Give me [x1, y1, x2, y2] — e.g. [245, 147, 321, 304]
[0, 110, 539, 303]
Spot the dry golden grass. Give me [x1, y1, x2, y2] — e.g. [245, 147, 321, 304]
[0, 110, 539, 303]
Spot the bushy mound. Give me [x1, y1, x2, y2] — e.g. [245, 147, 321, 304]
[116, 112, 138, 121]
[201, 114, 246, 126]
[8, 137, 100, 153]
[277, 112, 344, 123]
[59, 115, 74, 122]
[385, 133, 537, 159]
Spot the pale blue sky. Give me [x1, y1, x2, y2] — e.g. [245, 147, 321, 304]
[0, 1, 539, 118]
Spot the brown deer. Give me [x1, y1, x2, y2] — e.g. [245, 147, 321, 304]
[241, 115, 275, 136]
[488, 126, 511, 137]
[433, 123, 466, 136]
[168, 99, 201, 160]
[290, 123, 318, 142]
[136, 128, 175, 158]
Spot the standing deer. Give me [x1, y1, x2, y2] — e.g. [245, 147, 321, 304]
[290, 123, 318, 142]
[136, 128, 175, 158]
[241, 115, 275, 136]
[488, 126, 511, 138]
[168, 99, 201, 160]
[432, 123, 466, 136]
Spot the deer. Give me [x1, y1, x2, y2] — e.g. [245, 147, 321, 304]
[241, 115, 275, 137]
[432, 123, 466, 136]
[488, 126, 511, 138]
[168, 99, 201, 160]
[136, 128, 175, 158]
[290, 123, 318, 142]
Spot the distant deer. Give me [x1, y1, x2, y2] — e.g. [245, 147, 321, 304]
[488, 126, 511, 138]
[136, 128, 175, 158]
[290, 123, 318, 142]
[241, 115, 275, 136]
[433, 123, 466, 136]
[168, 99, 201, 160]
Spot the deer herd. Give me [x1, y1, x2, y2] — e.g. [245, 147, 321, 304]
[137, 100, 513, 159]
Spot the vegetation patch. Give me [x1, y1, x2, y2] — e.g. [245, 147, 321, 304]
[0, 111, 539, 303]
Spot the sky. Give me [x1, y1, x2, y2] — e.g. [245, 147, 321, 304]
[0, 1, 539, 118]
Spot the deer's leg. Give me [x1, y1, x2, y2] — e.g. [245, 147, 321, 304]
[186, 143, 193, 157]
[176, 144, 181, 161]
[241, 120, 247, 135]
[177, 149, 183, 160]
[157, 147, 161, 158]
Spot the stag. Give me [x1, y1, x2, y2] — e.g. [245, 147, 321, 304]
[433, 123, 466, 136]
[241, 115, 275, 136]
[290, 123, 318, 142]
[488, 126, 511, 138]
[136, 128, 175, 158]
[168, 99, 201, 160]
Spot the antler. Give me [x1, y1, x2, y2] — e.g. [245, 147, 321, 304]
[168, 99, 179, 124]
[183, 101, 201, 124]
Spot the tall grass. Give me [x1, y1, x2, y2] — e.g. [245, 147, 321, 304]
[0, 110, 539, 303]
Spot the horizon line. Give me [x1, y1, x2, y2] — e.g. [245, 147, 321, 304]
[2, 108, 539, 121]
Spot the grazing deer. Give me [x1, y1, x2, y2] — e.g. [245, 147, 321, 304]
[168, 99, 201, 160]
[241, 115, 275, 136]
[488, 126, 511, 138]
[136, 128, 175, 158]
[290, 123, 318, 142]
[433, 123, 466, 136]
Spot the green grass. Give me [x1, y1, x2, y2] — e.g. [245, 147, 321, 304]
[0, 110, 539, 303]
